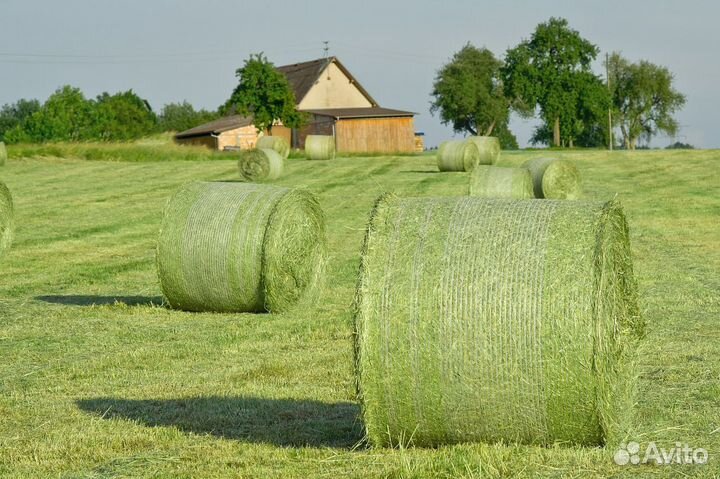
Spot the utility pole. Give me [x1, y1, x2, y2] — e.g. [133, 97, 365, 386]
[606, 52, 613, 151]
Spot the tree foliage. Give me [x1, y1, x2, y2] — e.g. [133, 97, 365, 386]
[503, 17, 609, 147]
[224, 53, 305, 134]
[607, 52, 686, 149]
[158, 101, 219, 133]
[0, 99, 41, 142]
[430, 44, 517, 148]
[94, 90, 157, 141]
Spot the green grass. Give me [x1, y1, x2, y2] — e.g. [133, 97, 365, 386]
[0, 149, 719, 477]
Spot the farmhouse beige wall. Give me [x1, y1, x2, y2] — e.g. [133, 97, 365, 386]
[217, 125, 260, 150]
[298, 62, 373, 110]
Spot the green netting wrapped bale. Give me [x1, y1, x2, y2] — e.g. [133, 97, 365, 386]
[0, 142, 6, 166]
[156, 182, 326, 313]
[437, 140, 481, 172]
[466, 136, 501, 165]
[305, 135, 335, 160]
[524, 157, 582, 200]
[256, 136, 290, 159]
[0, 181, 14, 256]
[354, 195, 643, 447]
[238, 148, 284, 182]
[468, 165, 535, 199]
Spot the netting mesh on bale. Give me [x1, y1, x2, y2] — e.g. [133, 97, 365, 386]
[354, 195, 643, 447]
[157, 182, 325, 313]
[524, 157, 582, 200]
[0, 181, 14, 256]
[437, 140, 481, 172]
[238, 148, 284, 181]
[256, 136, 290, 160]
[466, 136, 501, 165]
[468, 165, 535, 199]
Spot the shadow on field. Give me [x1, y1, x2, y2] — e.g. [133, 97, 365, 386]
[35, 295, 163, 307]
[76, 396, 363, 448]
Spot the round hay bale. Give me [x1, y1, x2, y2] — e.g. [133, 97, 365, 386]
[437, 140, 481, 172]
[0, 181, 14, 256]
[354, 195, 642, 447]
[524, 157, 582, 199]
[238, 148, 284, 182]
[305, 135, 335, 160]
[468, 165, 535, 199]
[256, 136, 290, 159]
[0, 142, 6, 166]
[156, 182, 326, 313]
[466, 136, 500, 165]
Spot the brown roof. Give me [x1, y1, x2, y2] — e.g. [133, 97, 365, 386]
[175, 115, 253, 139]
[277, 56, 378, 107]
[303, 107, 415, 119]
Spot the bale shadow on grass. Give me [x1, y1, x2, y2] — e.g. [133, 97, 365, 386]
[76, 396, 363, 448]
[35, 295, 163, 307]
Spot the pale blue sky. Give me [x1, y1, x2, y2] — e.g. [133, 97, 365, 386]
[1, 0, 717, 148]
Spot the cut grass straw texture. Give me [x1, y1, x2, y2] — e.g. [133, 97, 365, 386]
[238, 148, 284, 182]
[354, 194, 643, 448]
[0, 181, 14, 256]
[156, 182, 326, 313]
[524, 157, 582, 199]
[466, 136, 500, 165]
[437, 140, 481, 172]
[468, 165, 535, 199]
[0, 142, 6, 166]
[305, 135, 336, 160]
[256, 136, 290, 159]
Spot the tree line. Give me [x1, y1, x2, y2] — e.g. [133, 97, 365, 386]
[0, 86, 219, 143]
[431, 17, 686, 149]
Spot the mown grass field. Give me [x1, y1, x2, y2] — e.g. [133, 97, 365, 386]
[0, 148, 718, 478]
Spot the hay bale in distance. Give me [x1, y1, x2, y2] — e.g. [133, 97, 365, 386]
[354, 195, 642, 447]
[466, 136, 500, 165]
[238, 148, 284, 182]
[305, 135, 335, 160]
[0, 181, 14, 256]
[437, 140, 481, 172]
[468, 165, 535, 199]
[0, 142, 6, 166]
[156, 182, 326, 313]
[524, 157, 582, 199]
[256, 136, 290, 159]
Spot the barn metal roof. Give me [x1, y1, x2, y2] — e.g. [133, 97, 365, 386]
[174, 115, 253, 139]
[304, 107, 416, 119]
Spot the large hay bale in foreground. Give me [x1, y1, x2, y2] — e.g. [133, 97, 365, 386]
[524, 157, 582, 199]
[305, 135, 335, 160]
[466, 136, 500, 165]
[0, 181, 13, 256]
[355, 195, 642, 447]
[157, 182, 325, 313]
[238, 148, 284, 181]
[437, 140, 481, 172]
[256, 136, 290, 159]
[469, 165, 535, 199]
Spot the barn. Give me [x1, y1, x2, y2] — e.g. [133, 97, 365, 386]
[175, 56, 417, 154]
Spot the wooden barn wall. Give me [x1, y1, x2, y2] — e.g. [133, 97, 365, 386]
[294, 115, 335, 149]
[336, 117, 415, 153]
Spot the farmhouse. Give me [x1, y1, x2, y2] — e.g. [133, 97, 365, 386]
[175, 57, 417, 153]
